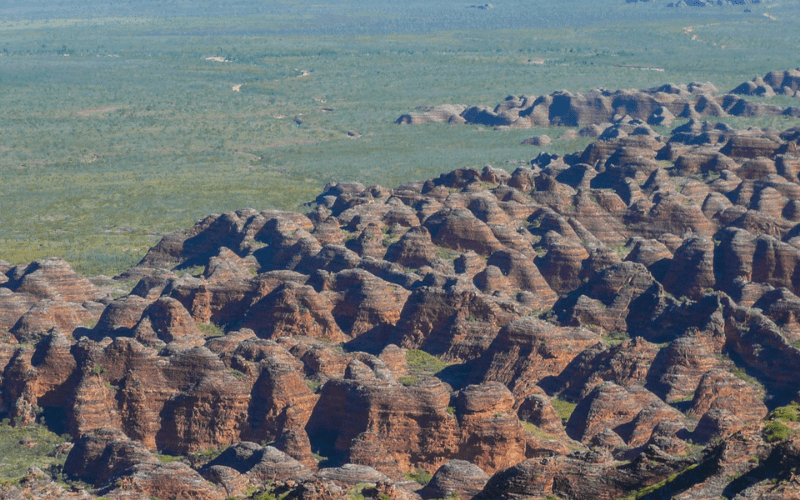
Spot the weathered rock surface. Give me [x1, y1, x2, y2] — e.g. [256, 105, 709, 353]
[422, 459, 489, 500]
[397, 79, 799, 129]
[6, 71, 800, 500]
[732, 69, 800, 97]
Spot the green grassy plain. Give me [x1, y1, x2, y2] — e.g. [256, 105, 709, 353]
[1, 2, 799, 276]
[0, 421, 69, 482]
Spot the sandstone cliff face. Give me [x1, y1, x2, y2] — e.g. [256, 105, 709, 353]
[7, 74, 800, 500]
[421, 459, 489, 500]
[471, 317, 598, 400]
[0, 258, 103, 341]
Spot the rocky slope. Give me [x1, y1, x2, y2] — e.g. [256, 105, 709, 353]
[732, 69, 800, 98]
[396, 75, 799, 130]
[2, 72, 800, 499]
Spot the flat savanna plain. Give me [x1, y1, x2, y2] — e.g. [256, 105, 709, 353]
[1, 0, 799, 277]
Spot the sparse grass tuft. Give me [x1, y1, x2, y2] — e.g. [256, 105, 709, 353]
[191, 447, 223, 464]
[156, 452, 182, 463]
[551, 397, 578, 423]
[179, 265, 206, 277]
[253, 492, 277, 500]
[197, 322, 225, 338]
[602, 330, 630, 347]
[611, 243, 633, 259]
[618, 464, 699, 500]
[304, 378, 322, 393]
[404, 467, 433, 486]
[728, 364, 765, 392]
[401, 350, 449, 386]
[435, 247, 459, 261]
[522, 422, 562, 441]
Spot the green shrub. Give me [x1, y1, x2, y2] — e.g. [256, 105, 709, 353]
[179, 265, 206, 277]
[401, 350, 449, 386]
[192, 447, 223, 463]
[618, 464, 699, 500]
[770, 402, 800, 422]
[253, 490, 277, 500]
[435, 247, 459, 261]
[347, 483, 375, 500]
[404, 467, 433, 486]
[304, 378, 322, 393]
[611, 244, 633, 259]
[156, 453, 182, 463]
[197, 323, 225, 338]
[602, 330, 630, 346]
[763, 421, 792, 443]
[729, 365, 764, 392]
[551, 397, 578, 423]
[398, 376, 417, 386]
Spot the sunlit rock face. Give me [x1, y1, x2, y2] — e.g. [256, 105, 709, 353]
[7, 73, 800, 500]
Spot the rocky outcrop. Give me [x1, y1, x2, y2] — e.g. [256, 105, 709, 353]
[732, 69, 800, 97]
[422, 460, 489, 500]
[305, 364, 523, 475]
[565, 382, 686, 447]
[455, 382, 526, 472]
[3, 258, 104, 303]
[661, 235, 716, 300]
[7, 73, 800, 500]
[397, 78, 799, 130]
[0, 259, 104, 343]
[472, 318, 598, 400]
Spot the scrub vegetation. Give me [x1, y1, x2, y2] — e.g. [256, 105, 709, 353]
[0, 420, 70, 482]
[1, 0, 799, 276]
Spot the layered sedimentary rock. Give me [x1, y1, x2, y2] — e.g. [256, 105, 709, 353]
[732, 69, 800, 97]
[5, 73, 800, 500]
[397, 78, 800, 130]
